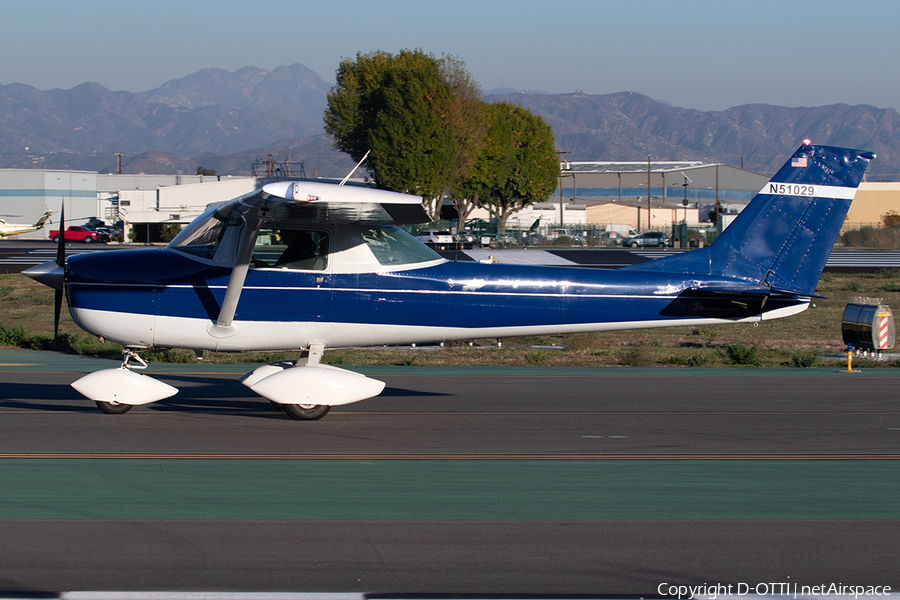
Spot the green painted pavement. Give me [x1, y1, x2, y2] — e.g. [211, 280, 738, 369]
[2, 349, 900, 377]
[1, 459, 898, 521]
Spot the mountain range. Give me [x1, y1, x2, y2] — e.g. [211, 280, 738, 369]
[0, 63, 897, 180]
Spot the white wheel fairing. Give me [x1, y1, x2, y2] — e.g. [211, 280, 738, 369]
[249, 365, 385, 406]
[71, 367, 178, 405]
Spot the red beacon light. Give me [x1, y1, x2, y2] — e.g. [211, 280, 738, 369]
[802, 138, 812, 146]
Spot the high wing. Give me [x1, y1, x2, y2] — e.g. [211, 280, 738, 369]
[256, 180, 429, 225]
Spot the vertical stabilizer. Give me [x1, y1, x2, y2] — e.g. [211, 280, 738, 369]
[623, 142, 875, 295]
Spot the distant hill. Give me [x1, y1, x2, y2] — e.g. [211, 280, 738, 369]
[0, 64, 328, 158]
[487, 91, 900, 178]
[140, 63, 329, 131]
[0, 64, 898, 179]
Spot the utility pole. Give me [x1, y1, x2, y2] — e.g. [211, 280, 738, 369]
[715, 163, 720, 228]
[557, 150, 571, 227]
[646, 156, 651, 232]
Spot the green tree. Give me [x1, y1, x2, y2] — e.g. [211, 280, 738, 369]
[456, 102, 559, 231]
[440, 55, 490, 221]
[324, 49, 486, 221]
[451, 102, 511, 225]
[882, 210, 900, 228]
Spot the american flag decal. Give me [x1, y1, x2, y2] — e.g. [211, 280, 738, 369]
[792, 156, 808, 168]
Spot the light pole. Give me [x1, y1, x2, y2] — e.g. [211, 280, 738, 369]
[680, 172, 692, 248]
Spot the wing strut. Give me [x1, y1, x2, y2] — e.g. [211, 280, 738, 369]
[208, 216, 260, 338]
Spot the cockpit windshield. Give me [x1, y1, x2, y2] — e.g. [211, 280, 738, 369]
[167, 207, 230, 260]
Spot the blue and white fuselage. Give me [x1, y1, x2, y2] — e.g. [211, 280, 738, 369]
[67, 243, 808, 353]
[25, 142, 876, 418]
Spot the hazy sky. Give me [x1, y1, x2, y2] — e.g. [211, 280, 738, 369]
[2, 0, 898, 112]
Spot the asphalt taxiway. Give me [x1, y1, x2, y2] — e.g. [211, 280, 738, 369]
[0, 350, 898, 594]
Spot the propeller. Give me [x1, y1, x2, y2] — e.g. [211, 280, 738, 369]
[21, 200, 67, 350]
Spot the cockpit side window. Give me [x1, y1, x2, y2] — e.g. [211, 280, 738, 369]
[361, 226, 441, 266]
[251, 228, 329, 271]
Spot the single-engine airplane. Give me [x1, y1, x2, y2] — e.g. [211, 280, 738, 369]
[24, 141, 874, 419]
[0, 210, 55, 238]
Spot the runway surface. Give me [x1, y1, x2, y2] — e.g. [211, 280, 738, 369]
[0, 350, 898, 594]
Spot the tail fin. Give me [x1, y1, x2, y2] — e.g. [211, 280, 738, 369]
[623, 142, 875, 295]
[33, 210, 54, 228]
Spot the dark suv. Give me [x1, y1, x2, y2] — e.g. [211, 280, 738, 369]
[622, 231, 669, 248]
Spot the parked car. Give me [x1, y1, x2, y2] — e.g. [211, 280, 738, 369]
[622, 231, 669, 248]
[596, 231, 623, 247]
[549, 228, 582, 244]
[416, 230, 454, 245]
[604, 224, 638, 237]
[456, 230, 476, 244]
[91, 226, 119, 239]
[49, 226, 110, 244]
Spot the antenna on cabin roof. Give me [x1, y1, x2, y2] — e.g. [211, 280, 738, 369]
[340, 150, 370, 186]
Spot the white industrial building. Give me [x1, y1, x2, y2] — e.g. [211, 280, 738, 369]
[0, 170, 99, 237]
[0, 169, 258, 242]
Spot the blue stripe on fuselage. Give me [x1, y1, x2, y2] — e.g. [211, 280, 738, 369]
[66, 248, 777, 329]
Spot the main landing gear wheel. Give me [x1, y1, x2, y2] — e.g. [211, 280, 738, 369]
[282, 403, 331, 421]
[95, 401, 133, 414]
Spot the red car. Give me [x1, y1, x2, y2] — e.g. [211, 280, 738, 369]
[49, 226, 110, 244]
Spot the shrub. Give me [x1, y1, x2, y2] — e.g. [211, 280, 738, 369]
[0, 324, 26, 346]
[619, 345, 652, 367]
[526, 350, 548, 365]
[686, 350, 715, 367]
[726, 342, 760, 366]
[790, 350, 820, 368]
